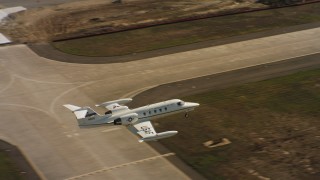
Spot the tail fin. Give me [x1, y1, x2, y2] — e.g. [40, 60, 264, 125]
[63, 104, 102, 126]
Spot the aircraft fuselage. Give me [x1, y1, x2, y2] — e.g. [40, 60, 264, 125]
[79, 99, 199, 127]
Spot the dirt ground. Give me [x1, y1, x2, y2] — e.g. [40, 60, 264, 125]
[1, 0, 268, 43]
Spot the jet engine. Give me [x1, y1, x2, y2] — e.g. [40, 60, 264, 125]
[113, 113, 138, 125]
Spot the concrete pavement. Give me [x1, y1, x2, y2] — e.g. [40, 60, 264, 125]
[0, 27, 319, 179]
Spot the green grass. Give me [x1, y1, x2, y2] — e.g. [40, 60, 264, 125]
[155, 69, 320, 179]
[52, 3, 320, 57]
[0, 152, 22, 180]
[188, 69, 320, 116]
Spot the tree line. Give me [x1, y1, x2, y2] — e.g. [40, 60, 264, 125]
[257, 0, 305, 7]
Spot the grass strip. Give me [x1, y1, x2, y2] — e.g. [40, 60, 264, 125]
[52, 3, 320, 57]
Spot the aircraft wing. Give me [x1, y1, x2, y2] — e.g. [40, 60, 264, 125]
[132, 121, 157, 138]
[128, 121, 178, 142]
[127, 121, 178, 142]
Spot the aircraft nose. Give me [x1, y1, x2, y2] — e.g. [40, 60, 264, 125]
[189, 102, 199, 107]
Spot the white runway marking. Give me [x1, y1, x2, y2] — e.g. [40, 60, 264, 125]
[0, 103, 52, 117]
[120, 85, 157, 99]
[64, 153, 175, 180]
[101, 127, 121, 133]
[14, 74, 88, 85]
[49, 81, 95, 114]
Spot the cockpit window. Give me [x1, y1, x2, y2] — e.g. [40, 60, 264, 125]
[177, 101, 185, 106]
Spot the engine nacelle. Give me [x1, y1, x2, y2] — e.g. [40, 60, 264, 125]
[114, 113, 138, 125]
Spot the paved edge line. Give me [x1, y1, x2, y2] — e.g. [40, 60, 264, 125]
[64, 153, 175, 180]
[101, 127, 121, 133]
[120, 85, 157, 99]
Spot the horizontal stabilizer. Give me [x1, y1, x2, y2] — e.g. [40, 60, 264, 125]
[63, 104, 81, 111]
[96, 98, 132, 108]
[63, 104, 88, 119]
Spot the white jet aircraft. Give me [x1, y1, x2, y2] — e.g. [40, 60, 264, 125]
[64, 99, 199, 142]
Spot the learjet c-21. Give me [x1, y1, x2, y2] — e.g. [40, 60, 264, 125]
[64, 98, 199, 142]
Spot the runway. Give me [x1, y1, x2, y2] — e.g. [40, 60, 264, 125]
[0, 27, 319, 179]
